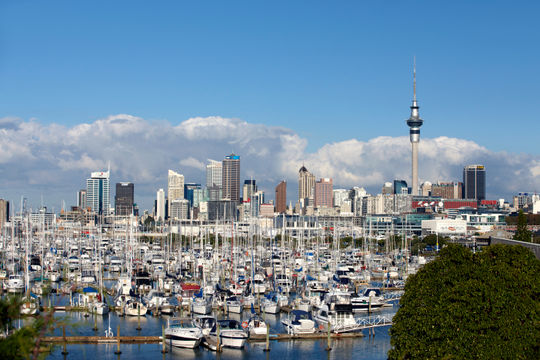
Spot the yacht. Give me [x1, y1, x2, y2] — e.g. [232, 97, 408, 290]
[207, 319, 248, 349]
[313, 291, 362, 333]
[282, 310, 317, 334]
[164, 317, 203, 349]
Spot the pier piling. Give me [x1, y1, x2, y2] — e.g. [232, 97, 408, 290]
[114, 325, 122, 355]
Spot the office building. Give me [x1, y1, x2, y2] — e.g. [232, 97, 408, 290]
[298, 166, 315, 204]
[243, 180, 257, 202]
[393, 180, 409, 195]
[115, 182, 134, 216]
[170, 199, 190, 220]
[77, 189, 87, 210]
[185, 183, 203, 208]
[86, 171, 110, 215]
[463, 165, 486, 201]
[206, 160, 222, 188]
[431, 182, 463, 199]
[275, 181, 287, 213]
[222, 154, 240, 202]
[314, 178, 333, 208]
[156, 189, 166, 221]
[168, 169, 184, 215]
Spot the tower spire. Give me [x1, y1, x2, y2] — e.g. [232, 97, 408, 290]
[413, 56, 416, 101]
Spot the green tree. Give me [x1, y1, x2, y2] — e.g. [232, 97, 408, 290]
[0, 296, 53, 359]
[389, 244, 540, 359]
[514, 210, 533, 242]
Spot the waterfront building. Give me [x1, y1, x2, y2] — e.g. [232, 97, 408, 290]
[406, 60, 424, 196]
[463, 165, 486, 201]
[275, 181, 287, 213]
[314, 178, 333, 208]
[115, 182, 134, 216]
[222, 154, 240, 202]
[260, 203, 275, 218]
[298, 166, 315, 205]
[156, 188, 166, 222]
[168, 169, 184, 215]
[86, 171, 110, 215]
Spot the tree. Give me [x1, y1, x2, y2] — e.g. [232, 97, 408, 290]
[389, 244, 540, 359]
[0, 296, 53, 359]
[514, 210, 533, 242]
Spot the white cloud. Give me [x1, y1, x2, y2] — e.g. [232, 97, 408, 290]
[0, 114, 537, 209]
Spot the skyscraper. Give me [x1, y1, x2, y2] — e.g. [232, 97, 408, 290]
[298, 166, 315, 204]
[206, 160, 222, 188]
[0, 199, 9, 230]
[406, 60, 423, 196]
[77, 189, 87, 210]
[463, 165, 486, 201]
[314, 178, 333, 208]
[243, 180, 257, 202]
[275, 181, 287, 213]
[115, 182, 134, 216]
[222, 154, 240, 202]
[393, 180, 409, 195]
[86, 171, 110, 215]
[184, 183, 203, 208]
[156, 188, 166, 221]
[168, 170, 184, 215]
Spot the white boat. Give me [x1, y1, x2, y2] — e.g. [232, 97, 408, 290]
[225, 296, 243, 314]
[282, 310, 317, 334]
[165, 318, 203, 349]
[252, 273, 266, 294]
[351, 288, 387, 312]
[207, 319, 248, 349]
[6, 274, 25, 293]
[247, 315, 268, 336]
[193, 315, 216, 337]
[124, 299, 147, 316]
[191, 297, 212, 315]
[90, 301, 110, 315]
[313, 291, 363, 333]
[262, 296, 280, 314]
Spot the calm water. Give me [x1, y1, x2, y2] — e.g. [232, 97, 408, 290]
[44, 302, 394, 360]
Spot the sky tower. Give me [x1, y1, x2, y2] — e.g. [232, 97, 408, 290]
[406, 59, 423, 196]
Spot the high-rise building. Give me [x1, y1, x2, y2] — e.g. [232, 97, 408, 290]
[275, 181, 287, 213]
[463, 165, 486, 201]
[333, 189, 349, 207]
[77, 189, 87, 210]
[207, 185, 222, 202]
[382, 182, 393, 195]
[156, 189, 166, 221]
[222, 154, 240, 202]
[431, 181, 463, 199]
[168, 170, 184, 215]
[206, 160, 222, 188]
[243, 180, 257, 202]
[298, 166, 315, 204]
[0, 199, 9, 229]
[406, 60, 423, 196]
[86, 171, 110, 215]
[393, 180, 409, 195]
[184, 183, 203, 208]
[170, 199, 190, 220]
[115, 182, 134, 216]
[314, 178, 333, 208]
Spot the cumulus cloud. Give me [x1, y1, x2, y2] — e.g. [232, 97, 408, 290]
[0, 114, 537, 210]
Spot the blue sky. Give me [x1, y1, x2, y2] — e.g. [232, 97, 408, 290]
[0, 1, 539, 210]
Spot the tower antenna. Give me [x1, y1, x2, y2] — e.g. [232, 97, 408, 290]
[413, 56, 416, 101]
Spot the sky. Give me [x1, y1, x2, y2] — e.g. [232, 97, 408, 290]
[0, 1, 539, 211]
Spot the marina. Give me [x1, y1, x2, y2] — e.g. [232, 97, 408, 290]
[0, 213, 413, 358]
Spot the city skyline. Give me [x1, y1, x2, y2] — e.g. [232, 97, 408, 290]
[0, 2, 538, 210]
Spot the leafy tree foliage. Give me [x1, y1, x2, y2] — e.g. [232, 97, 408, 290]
[0, 296, 50, 359]
[389, 244, 540, 359]
[514, 210, 533, 242]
